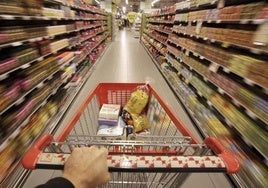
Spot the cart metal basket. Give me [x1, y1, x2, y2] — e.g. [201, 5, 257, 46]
[22, 83, 239, 187]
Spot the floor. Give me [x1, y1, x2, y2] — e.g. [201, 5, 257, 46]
[22, 29, 233, 188]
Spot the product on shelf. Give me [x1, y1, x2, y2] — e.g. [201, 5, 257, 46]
[42, 7, 65, 18]
[0, 45, 38, 74]
[46, 25, 68, 36]
[49, 39, 69, 52]
[57, 51, 74, 65]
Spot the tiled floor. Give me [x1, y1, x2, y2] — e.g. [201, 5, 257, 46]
[22, 29, 233, 188]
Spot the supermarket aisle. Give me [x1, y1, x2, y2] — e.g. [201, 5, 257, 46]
[23, 29, 233, 188]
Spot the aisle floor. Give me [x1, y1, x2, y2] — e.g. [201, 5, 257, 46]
[22, 29, 233, 188]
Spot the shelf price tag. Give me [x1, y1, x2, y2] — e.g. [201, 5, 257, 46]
[185, 50, 190, 56]
[217, 88, 225, 95]
[217, 0, 225, 9]
[195, 20, 203, 35]
[232, 99, 241, 107]
[221, 42, 230, 48]
[244, 78, 254, 86]
[223, 67, 230, 73]
[225, 119, 233, 127]
[246, 109, 257, 120]
[0, 74, 8, 81]
[207, 101, 213, 107]
[209, 63, 219, 73]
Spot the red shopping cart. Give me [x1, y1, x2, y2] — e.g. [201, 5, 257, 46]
[22, 83, 239, 187]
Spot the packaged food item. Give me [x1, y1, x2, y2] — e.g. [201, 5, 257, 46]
[124, 84, 149, 115]
[132, 114, 150, 133]
[97, 116, 126, 136]
[99, 104, 121, 120]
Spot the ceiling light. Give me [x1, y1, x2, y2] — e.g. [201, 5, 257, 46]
[95, 0, 100, 4]
[126, 0, 128, 5]
[151, 0, 160, 7]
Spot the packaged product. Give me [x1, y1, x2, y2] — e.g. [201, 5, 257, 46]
[124, 84, 149, 115]
[99, 104, 121, 120]
[132, 114, 150, 133]
[97, 116, 126, 136]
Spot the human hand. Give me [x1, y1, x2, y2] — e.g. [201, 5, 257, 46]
[62, 146, 110, 188]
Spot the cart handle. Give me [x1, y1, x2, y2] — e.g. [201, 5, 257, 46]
[205, 137, 239, 174]
[22, 134, 53, 169]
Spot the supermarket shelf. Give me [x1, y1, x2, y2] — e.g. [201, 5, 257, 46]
[0, 48, 67, 81]
[44, 0, 108, 15]
[143, 2, 268, 187]
[0, 72, 71, 153]
[0, 82, 73, 186]
[0, 41, 110, 187]
[142, 36, 166, 56]
[0, 28, 106, 79]
[178, 71, 268, 162]
[143, 40, 202, 134]
[72, 35, 108, 67]
[0, 4, 111, 186]
[167, 45, 268, 125]
[70, 29, 108, 48]
[148, 27, 172, 35]
[0, 56, 73, 116]
[165, 45, 268, 161]
[144, 32, 167, 46]
[0, 23, 106, 49]
[142, 39, 268, 187]
[174, 18, 267, 25]
[0, 14, 106, 21]
[146, 11, 176, 18]
[193, 18, 267, 25]
[148, 20, 174, 24]
[175, 0, 218, 12]
[172, 28, 268, 55]
[167, 39, 268, 93]
[1, 35, 110, 188]
[147, 40, 264, 172]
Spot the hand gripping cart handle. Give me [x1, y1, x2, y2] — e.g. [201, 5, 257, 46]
[22, 83, 239, 187]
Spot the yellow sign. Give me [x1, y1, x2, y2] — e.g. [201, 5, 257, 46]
[127, 12, 137, 23]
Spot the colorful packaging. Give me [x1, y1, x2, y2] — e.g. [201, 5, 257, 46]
[97, 116, 125, 136]
[132, 114, 150, 133]
[124, 85, 149, 115]
[99, 104, 121, 120]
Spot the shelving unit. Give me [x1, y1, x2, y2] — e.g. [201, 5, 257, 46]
[0, 0, 111, 186]
[141, 1, 268, 187]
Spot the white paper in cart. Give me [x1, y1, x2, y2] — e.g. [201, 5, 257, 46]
[99, 104, 121, 120]
[97, 116, 126, 136]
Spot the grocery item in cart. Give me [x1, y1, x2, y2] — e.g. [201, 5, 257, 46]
[97, 116, 125, 136]
[122, 84, 150, 133]
[124, 84, 149, 115]
[99, 104, 121, 119]
[131, 113, 150, 132]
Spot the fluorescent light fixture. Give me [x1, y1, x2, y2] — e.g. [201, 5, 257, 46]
[123, 6, 126, 14]
[95, 0, 100, 4]
[151, 0, 160, 6]
[126, 0, 128, 5]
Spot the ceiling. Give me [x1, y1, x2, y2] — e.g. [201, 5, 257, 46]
[111, 0, 178, 13]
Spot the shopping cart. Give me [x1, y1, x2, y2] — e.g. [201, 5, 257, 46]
[22, 83, 239, 187]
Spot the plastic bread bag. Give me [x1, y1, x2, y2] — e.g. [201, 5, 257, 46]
[132, 114, 150, 133]
[124, 83, 149, 115]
